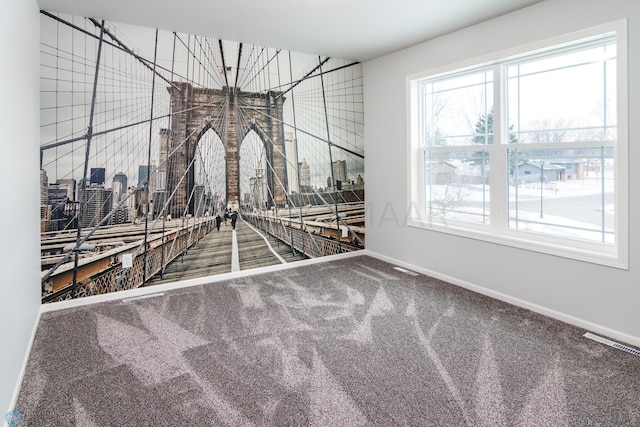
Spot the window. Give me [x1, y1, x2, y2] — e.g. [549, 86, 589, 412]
[408, 22, 628, 269]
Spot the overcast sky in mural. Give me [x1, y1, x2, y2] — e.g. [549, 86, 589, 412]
[40, 13, 364, 193]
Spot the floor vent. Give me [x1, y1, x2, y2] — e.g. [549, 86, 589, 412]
[122, 292, 165, 303]
[394, 266, 419, 276]
[583, 332, 640, 356]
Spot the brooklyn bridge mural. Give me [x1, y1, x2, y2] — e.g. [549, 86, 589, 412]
[39, 11, 365, 302]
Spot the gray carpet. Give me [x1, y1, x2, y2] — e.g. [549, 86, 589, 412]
[13, 255, 640, 426]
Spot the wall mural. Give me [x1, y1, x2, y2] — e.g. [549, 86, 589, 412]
[39, 11, 365, 303]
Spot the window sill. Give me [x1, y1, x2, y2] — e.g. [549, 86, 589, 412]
[407, 217, 627, 270]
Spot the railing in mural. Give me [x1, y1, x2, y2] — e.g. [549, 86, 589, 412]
[41, 210, 364, 303]
[243, 213, 364, 258]
[41, 217, 216, 303]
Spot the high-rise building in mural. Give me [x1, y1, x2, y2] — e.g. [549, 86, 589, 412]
[299, 159, 311, 190]
[40, 169, 48, 206]
[56, 178, 76, 201]
[50, 200, 79, 231]
[158, 129, 170, 190]
[138, 163, 157, 196]
[79, 185, 113, 228]
[112, 172, 128, 203]
[332, 160, 348, 187]
[90, 167, 105, 185]
[285, 132, 299, 193]
[47, 187, 68, 206]
[110, 205, 129, 225]
[138, 165, 149, 185]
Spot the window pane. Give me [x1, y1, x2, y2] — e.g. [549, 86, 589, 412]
[420, 69, 493, 146]
[507, 43, 616, 143]
[411, 28, 624, 267]
[425, 150, 490, 223]
[508, 147, 614, 243]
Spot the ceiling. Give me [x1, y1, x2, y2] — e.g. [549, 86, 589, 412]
[36, 0, 543, 62]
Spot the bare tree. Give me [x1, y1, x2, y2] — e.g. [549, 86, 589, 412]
[430, 176, 470, 217]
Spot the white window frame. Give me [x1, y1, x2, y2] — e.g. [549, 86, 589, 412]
[407, 20, 628, 269]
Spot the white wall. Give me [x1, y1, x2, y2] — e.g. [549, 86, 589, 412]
[0, 0, 42, 414]
[364, 0, 640, 344]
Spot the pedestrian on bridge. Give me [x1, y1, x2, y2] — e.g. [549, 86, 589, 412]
[215, 214, 222, 231]
[231, 211, 238, 230]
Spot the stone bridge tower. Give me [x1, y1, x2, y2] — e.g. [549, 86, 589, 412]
[165, 82, 288, 216]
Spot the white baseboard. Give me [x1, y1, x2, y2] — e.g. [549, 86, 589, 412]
[365, 250, 640, 349]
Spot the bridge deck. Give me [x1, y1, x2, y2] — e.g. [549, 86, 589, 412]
[147, 216, 306, 286]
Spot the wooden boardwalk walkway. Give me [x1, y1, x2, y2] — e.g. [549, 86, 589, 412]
[146, 216, 306, 285]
